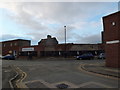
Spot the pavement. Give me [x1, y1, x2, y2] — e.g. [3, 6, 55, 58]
[81, 63, 120, 79]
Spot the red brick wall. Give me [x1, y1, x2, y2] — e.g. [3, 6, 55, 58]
[103, 12, 119, 41]
[118, 43, 120, 68]
[2, 46, 20, 56]
[2, 39, 30, 56]
[103, 11, 120, 68]
[105, 43, 119, 68]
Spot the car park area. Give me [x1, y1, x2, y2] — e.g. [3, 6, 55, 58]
[2, 58, 119, 89]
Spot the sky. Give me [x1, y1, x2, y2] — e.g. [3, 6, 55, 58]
[0, 1, 119, 45]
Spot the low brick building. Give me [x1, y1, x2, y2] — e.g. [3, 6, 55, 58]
[1, 39, 31, 57]
[37, 35, 103, 57]
[103, 11, 120, 68]
[1, 35, 104, 59]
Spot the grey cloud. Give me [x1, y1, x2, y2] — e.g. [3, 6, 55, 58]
[5, 2, 115, 28]
[5, 3, 48, 31]
[1, 2, 117, 44]
[1, 34, 37, 45]
[73, 33, 101, 44]
[53, 25, 76, 42]
[1, 34, 25, 41]
[30, 24, 101, 44]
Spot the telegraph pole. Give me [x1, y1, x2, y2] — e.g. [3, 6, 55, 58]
[64, 26, 67, 58]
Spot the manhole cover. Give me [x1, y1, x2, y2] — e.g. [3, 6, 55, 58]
[56, 83, 69, 89]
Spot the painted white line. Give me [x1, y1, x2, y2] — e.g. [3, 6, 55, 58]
[24, 80, 55, 88]
[106, 40, 120, 44]
[78, 81, 112, 88]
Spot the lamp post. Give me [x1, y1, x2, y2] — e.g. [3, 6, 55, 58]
[64, 26, 67, 58]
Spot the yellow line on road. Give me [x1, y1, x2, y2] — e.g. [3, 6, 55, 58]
[14, 66, 28, 88]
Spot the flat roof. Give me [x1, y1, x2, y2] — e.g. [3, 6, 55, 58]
[103, 11, 120, 18]
[1, 39, 31, 43]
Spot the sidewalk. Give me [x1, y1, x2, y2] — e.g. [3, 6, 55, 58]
[17, 57, 75, 61]
[81, 64, 120, 78]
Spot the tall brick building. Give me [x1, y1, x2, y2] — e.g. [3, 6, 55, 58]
[103, 11, 120, 68]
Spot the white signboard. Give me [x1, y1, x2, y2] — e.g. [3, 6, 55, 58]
[106, 40, 119, 44]
[22, 47, 34, 51]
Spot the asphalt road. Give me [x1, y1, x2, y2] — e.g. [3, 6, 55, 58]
[2, 59, 119, 89]
[2, 66, 16, 89]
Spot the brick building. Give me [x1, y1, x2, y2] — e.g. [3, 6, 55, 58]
[1, 35, 104, 59]
[38, 35, 58, 46]
[1, 39, 31, 57]
[103, 11, 120, 68]
[19, 35, 104, 58]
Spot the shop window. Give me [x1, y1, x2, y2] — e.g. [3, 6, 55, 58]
[19, 51, 37, 56]
[10, 43, 12, 47]
[91, 46, 93, 48]
[19, 52, 28, 56]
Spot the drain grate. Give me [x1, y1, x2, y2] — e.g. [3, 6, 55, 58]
[56, 83, 69, 89]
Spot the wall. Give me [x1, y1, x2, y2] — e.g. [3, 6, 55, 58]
[2, 39, 31, 56]
[103, 11, 120, 68]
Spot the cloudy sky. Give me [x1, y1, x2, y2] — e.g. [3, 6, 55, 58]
[0, 1, 119, 45]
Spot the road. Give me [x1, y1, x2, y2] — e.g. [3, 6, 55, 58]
[2, 59, 119, 89]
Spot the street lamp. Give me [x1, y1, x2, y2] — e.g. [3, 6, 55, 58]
[64, 26, 67, 58]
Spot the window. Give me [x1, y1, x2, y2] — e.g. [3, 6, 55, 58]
[112, 22, 115, 26]
[3, 44, 5, 47]
[10, 43, 12, 46]
[14, 43, 17, 46]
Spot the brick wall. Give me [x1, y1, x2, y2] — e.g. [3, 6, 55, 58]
[105, 43, 119, 68]
[103, 11, 120, 68]
[2, 39, 30, 56]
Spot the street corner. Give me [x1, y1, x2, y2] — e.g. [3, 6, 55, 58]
[79, 63, 120, 80]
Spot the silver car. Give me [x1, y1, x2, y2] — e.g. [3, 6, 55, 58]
[98, 53, 105, 59]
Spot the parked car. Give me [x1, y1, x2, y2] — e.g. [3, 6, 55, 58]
[98, 53, 105, 59]
[76, 53, 94, 60]
[2, 54, 15, 60]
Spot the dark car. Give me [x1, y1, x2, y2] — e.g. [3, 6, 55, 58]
[2, 55, 15, 60]
[76, 53, 94, 60]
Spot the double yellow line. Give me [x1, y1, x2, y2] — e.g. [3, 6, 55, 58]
[10, 65, 28, 89]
